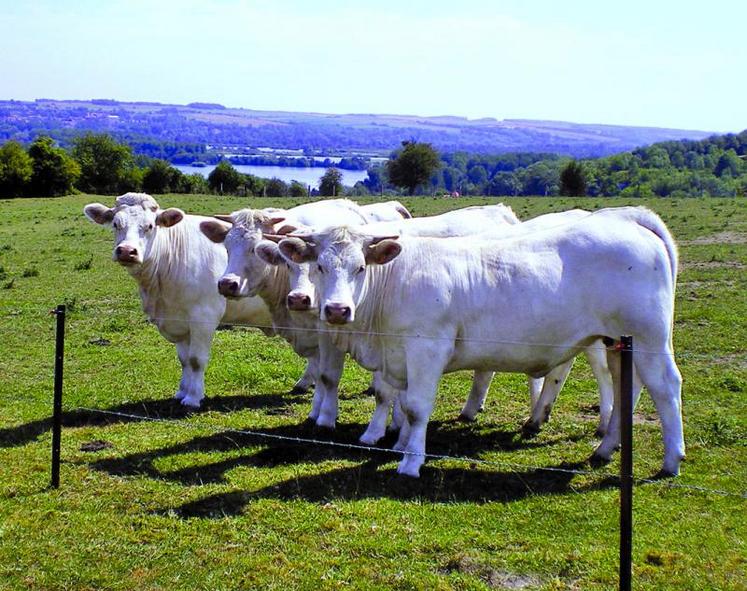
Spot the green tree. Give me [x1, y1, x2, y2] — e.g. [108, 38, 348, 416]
[487, 172, 521, 196]
[289, 180, 308, 197]
[72, 133, 134, 194]
[208, 160, 243, 194]
[714, 150, 741, 178]
[28, 136, 80, 196]
[319, 168, 344, 197]
[176, 173, 209, 194]
[0, 141, 33, 197]
[559, 160, 587, 196]
[265, 177, 289, 197]
[386, 141, 441, 195]
[142, 159, 182, 194]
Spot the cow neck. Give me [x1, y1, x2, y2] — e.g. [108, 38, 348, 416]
[130, 222, 189, 315]
[255, 263, 290, 319]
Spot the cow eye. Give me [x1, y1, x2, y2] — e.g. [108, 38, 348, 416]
[356, 265, 365, 274]
[317, 264, 324, 274]
[147, 223, 154, 231]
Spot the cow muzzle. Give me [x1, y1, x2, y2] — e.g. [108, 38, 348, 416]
[287, 292, 312, 311]
[218, 276, 243, 298]
[114, 245, 141, 265]
[323, 303, 352, 325]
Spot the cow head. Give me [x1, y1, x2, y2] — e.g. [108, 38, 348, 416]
[278, 227, 401, 325]
[256, 235, 317, 312]
[199, 208, 287, 299]
[83, 193, 184, 268]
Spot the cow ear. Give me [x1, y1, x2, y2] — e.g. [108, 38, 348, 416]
[156, 208, 184, 228]
[84, 203, 114, 225]
[365, 239, 401, 265]
[255, 241, 284, 266]
[275, 224, 298, 235]
[279, 237, 318, 264]
[200, 220, 230, 244]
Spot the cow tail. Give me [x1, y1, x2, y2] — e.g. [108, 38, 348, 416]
[628, 207, 679, 346]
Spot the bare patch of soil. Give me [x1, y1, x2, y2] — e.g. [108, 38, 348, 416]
[680, 232, 747, 246]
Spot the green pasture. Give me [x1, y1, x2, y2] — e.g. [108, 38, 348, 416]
[0, 194, 745, 590]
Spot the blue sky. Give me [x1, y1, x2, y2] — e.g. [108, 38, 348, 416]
[1, 0, 744, 132]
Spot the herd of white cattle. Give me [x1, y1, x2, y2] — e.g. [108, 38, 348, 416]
[84, 193, 685, 478]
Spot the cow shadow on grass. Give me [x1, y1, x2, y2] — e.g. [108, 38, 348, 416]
[0, 391, 305, 448]
[88, 417, 586, 491]
[153, 458, 615, 518]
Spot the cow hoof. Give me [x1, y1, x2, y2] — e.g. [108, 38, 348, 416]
[457, 412, 477, 423]
[289, 384, 310, 395]
[652, 468, 677, 480]
[312, 423, 335, 435]
[359, 432, 382, 446]
[396, 458, 422, 478]
[589, 452, 612, 468]
[180, 396, 202, 409]
[521, 420, 541, 438]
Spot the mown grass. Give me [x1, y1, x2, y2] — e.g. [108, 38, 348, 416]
[0, 194, 745, 590]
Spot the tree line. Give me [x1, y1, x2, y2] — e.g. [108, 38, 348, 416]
[355, 132, 747, 198]
[1, 130, 745, 199]
[0, 132, 351, 198]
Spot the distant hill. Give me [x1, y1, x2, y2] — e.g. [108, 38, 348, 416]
[0, 98, 716, 158]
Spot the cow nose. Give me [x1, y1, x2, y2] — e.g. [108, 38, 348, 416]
[287, 293, 312, 311]
[324, 303, 351, 324]
[218, 277, 240, 297]
[115, 245, 138, 262]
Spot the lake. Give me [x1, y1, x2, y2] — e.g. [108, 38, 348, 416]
[174, 164, 369, 188]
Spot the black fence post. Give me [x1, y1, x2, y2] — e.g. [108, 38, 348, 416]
[619, 335, 634, 591]
[51, 304, 66, 489]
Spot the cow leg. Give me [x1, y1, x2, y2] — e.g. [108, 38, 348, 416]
[523, 358, 575, 434]
[584, 342, 614, 437]
[458, 371, 495, 421]
[397, 342, 451, 477]
[528, 376, 544, 410]
[313, 333, 345, 428]
[392, 393, 411, 451]
[180, 322, 216, 408]
[389, 391, 405, 432]
[593, 348, 645, 464]
[632, 348, 685, 476]
[291, 354, 318, 395]
[360, 373, 399, 445]
[174, 341, 190, 400]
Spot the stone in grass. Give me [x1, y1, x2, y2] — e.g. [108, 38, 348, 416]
[80, 440, 113, 452]
[88, 338, 111, 346]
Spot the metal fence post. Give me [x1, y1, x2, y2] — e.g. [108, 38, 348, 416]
[51, 304, 66, 489]
[619, 335, 634, 591]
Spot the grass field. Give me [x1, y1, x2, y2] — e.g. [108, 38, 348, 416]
[0, 194, 745, 590]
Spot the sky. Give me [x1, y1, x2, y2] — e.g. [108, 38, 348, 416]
[0, 0, 745, 132]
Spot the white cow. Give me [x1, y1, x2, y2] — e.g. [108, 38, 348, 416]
[265, 206, 614, 442]
[197, 199, 409, 416]
[83, 192, 273, 408]
[277, 206, 684, 477]
[359, 200, 412, 221]
[257, 205, 522, 442]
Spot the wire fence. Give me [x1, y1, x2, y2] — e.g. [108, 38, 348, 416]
[71, 405, 747, 499]
[0, 302, 744, 501]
